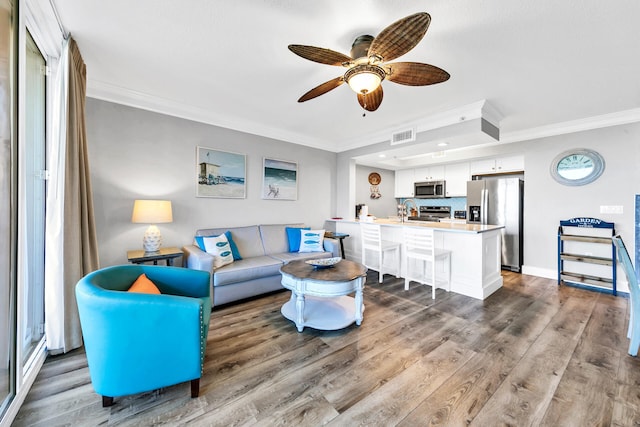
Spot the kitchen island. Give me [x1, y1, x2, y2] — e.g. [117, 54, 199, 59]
[325, 218, 505, 300]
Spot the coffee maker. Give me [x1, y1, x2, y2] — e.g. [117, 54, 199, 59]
[355, 204, 365, 219]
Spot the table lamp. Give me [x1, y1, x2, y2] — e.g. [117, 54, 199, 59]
[131, 199, 173, 253]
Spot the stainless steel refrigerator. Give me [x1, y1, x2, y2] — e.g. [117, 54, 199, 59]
[467, 178, 524, 272]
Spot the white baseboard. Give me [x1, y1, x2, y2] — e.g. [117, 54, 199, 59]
[521, 265, 556, 280]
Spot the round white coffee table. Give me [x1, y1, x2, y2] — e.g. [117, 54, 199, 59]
[279, 259, 367, 332]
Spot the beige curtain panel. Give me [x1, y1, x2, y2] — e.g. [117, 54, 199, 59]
[45, 37, 99, 354]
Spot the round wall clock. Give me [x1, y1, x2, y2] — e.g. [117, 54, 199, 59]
[550, 148, 605, 186]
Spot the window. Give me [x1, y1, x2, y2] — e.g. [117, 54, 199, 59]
[22, 29, 46, 366]
[0, 0, 17, 418]
[0, 2, 53, 423]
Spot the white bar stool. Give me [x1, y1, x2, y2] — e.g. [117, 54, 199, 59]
[360, 223, 401, 283]
[403, 227, 451, 299]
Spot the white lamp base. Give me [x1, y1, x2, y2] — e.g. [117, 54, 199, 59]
[143, 224, 162, 252]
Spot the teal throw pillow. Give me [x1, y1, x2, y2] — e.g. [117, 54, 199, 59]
[286, 226, 310, 252]
[195, 231, 242, 260]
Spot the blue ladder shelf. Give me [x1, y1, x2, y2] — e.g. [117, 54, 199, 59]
[558, 217, 617, 295]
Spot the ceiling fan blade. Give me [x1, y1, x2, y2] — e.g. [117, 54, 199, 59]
[386, 62, 450, 86]
[298, 77, 344, 102]
[288, 45, 352, 66]
[357, 85, 383, 111]
[368, 13, 431, 62]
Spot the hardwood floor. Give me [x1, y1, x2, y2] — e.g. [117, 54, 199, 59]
[13, 271, 640, 426]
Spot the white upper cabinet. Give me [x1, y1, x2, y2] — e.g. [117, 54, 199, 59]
[469, 155, 524, 175]
[395, 155, 523, 199]
[444, 162, 470, 197]
[413, 165, 444, 182]
[394, 169, 415, 198]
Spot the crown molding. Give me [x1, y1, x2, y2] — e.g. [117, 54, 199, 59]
[501, 108, 640, 143]
[87, 79, 640, 154]
[86, 80, 332, 151]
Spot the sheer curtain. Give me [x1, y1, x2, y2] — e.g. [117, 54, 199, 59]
[44, 37, 99, 354]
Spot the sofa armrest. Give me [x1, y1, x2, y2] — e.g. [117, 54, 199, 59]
[323, 239, 339, 257]
[183, 245, 214, 273]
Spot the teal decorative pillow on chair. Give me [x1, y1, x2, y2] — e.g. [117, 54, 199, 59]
[299, 229, 325, 253]
[286, 226, 310, 252]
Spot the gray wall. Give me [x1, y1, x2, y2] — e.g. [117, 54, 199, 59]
[355, 165, 397, 219]
[86, 99, 337, 267]
[520, 123, 640, 282]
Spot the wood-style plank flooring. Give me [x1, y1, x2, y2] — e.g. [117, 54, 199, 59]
[13, 271, 640, 426]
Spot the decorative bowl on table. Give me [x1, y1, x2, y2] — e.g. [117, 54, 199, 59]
[306, 257, 342, 269]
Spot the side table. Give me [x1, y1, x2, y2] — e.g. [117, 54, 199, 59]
[324, 231, 350, 259]
[127, 247, 183, 266]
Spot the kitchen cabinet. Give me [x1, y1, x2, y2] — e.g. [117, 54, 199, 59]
[470, 155, 524, 175]
[444, 163, 469, 197]
[414, 165, 444, 181]
[394, 169, 415, 198]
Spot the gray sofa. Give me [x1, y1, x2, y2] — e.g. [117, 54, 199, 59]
[183, 224, 338, 307]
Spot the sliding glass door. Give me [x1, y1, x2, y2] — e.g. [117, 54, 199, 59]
[0, 0, 16, 418]
[22, 29, 46, 367]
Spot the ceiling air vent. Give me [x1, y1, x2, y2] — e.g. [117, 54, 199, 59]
[390, 128, 416, 145]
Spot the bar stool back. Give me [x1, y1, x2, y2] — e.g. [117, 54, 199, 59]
[360, 223, 401, 283]
[403, 227, 451, 299]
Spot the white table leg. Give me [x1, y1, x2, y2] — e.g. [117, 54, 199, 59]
[295, 292, 305, 332]
[355, 286, 363, 326]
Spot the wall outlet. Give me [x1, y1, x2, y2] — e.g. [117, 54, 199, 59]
[600, 205, 624, 214]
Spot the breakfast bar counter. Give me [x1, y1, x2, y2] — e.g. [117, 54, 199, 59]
[325, 218, 505, 300]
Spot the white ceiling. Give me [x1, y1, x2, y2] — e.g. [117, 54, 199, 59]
[51, 0, 640, 168]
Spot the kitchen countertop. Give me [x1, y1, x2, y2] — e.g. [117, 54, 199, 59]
[326, 218, 504, 234]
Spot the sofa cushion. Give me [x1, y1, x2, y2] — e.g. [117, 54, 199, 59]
[213, 256, 283, 287]
[195, 231, 242, 260]
[196, 225, 264, 259]
[203, 234, 235, 269]
[269, 251, 332, 264]
[259, 223, 304, 255]
[285, 226, 310, 252]
[299, 229, 325, 252]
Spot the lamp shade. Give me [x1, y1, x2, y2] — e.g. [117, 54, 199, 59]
[131, 200, 173, 224]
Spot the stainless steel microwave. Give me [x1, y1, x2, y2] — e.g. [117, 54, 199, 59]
[414, 180, 446, 198]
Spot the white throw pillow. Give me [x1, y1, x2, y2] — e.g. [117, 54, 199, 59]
[298, 229, 325, 253]
[203, 234, 234, 269]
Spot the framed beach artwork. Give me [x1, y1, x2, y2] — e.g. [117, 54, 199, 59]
[262, 158, 298, 200]
[196, 146, 246, 198]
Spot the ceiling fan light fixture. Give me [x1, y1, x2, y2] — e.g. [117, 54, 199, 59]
[344, 65, 386, 95]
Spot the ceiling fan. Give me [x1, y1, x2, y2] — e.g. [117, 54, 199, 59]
[288, 12, 450, 112]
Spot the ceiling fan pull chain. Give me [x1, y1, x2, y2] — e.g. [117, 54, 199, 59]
[362, 93, 367, 117]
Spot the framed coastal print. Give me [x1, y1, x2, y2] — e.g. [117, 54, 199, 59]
[262, 158, 298, 200]
[196, 146, 246, 198]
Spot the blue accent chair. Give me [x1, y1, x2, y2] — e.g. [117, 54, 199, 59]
[612, 235, 640, 356]
[76, 265, 211, 407]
